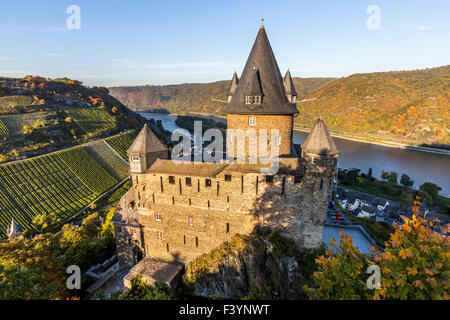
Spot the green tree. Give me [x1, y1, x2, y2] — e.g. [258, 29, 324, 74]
[381, 170, 390, 182]
[0, 265, 57, 299]
[419, 182, 442, 201]
[416, 190, 432, 204]
[387, 171, 398, 186]
[400, 174, 414, 189]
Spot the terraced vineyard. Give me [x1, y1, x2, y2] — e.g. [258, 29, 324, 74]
[0, 118, 8, 136]
[57, 147, 118, 194]
[67, 107, 117, 135]
[0, 154, 96, 237]
[104, 130, 137, 161]
[0, 112, 51, 136]
[84, 141, 129, 180]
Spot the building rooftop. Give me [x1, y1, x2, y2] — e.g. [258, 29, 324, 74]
[123, 257, 184, 289]
[146, 157, 304, 177]
[302, 118, 339, 155]
[226, 26, 298, 115]
[127, 124, 168, 155]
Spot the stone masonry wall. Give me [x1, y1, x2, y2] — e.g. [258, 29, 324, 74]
[227, 114, 293, 159]
[129, 162, 335, 263]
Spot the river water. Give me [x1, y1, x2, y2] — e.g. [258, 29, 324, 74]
[140, 112, 450, 196]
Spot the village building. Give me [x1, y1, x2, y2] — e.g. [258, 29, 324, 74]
[112, 24, 339, 287]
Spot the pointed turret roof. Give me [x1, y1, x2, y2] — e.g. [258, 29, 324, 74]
[246, 68, 263, 96]
[7, 219, 21, 238]
[283, 69, 297, 96]
[127, 124, 168, 155]
[227, 71, 239, 97]
[226, 26, 298, 115]
[302, 118, 339, 155]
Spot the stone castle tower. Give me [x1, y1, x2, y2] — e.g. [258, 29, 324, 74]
[113, 25, 339, 275]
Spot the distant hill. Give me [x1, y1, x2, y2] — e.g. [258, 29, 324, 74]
[110, 66, 450, 147]
[0, 76, 146, 163]
[109, 77, 335, 114]
[295, 65, 450, 147]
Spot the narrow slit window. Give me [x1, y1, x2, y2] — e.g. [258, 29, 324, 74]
[195, 237, 199, 248]
[226, 223, 230, 234]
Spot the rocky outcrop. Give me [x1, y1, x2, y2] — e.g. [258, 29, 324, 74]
[181, 229, 311, 300]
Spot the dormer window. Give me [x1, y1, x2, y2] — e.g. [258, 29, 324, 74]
[245, 96, 261, 104]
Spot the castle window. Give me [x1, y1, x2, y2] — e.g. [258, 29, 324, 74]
[188, 217, 194, 226]
[265, 175, 274, 183]
[205, 179, 212, 187]
[184, 235, 186, 245]
[226, 223, 230, 234]
[320, 179, 323, 190]
[156, 231, 163, 240]
[225, 174, 232, 182]
[119, 226, 124, 233]
[248, 116, 256, 126]
[294, 175, 302, 184]
[169, 176, 175, 184]
[275, 135, 281, 146]
[166, 244, 169, 252]
[246, 96, 261, 104]
[155, 213, 162, 222]
[131, 156, 140, 162]
[186, 177, 192, 186]
[291, 96, 296, 103]
[196, 237, 199, 248]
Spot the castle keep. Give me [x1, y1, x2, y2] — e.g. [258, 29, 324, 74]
[113, 25, 339, 283]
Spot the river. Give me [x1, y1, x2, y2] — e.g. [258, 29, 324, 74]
[140, 112, 450, 196]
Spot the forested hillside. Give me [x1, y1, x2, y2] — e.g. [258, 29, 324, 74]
[295, 66, 450, 147]
[109, 77, 334, 114]
[0, 76, 145, 163]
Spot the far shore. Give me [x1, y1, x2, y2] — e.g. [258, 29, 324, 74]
[293, 126, 450, 156]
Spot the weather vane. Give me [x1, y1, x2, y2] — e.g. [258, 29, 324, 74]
[261, 18, 264, 26]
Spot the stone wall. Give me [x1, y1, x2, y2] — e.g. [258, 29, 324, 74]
[129, 160, 335, 263]
[226, 114, 293, 159]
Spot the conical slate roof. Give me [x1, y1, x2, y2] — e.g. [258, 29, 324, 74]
[227, 71, 239, 97]
[7, 219, 21, 238]
[246, 68, 263, 96]
[302, 118, 339, 155]
[283, 69, 297, 96]
[226, 26, 298, 115]
[127, 124, 168, 155]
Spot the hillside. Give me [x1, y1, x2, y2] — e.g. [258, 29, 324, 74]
[110, 66, 450, 147]
[0, 76, 145, 163]
[109, 77, 334, 114]
[295, 66, 450, 147]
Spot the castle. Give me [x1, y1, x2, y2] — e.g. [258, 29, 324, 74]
[113, 25, 339, 286]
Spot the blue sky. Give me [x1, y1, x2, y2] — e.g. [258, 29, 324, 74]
[0, 0, 449, 86]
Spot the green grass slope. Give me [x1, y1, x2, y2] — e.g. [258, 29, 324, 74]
[58, 147, 118, 194]
[84, 141, 129, 180]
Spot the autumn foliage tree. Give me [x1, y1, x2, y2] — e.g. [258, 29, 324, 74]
[305, 197, 449, 300]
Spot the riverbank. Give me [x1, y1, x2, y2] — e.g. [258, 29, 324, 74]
[293, 125, 450, 156]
